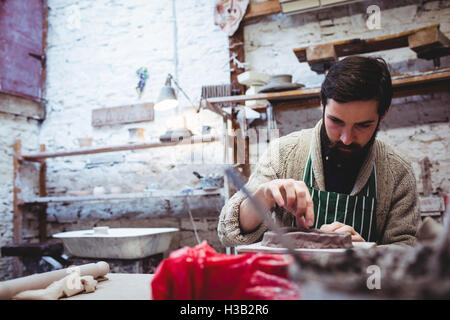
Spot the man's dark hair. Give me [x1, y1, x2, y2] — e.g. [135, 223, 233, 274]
[320, 56, 393, 116]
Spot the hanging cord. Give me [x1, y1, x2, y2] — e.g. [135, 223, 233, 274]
[186, 195, 201, 244]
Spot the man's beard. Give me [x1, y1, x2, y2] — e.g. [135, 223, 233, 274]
[322, 117, 381, 161]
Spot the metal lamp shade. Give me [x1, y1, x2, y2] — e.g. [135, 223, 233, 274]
[155, 85, 178, 111]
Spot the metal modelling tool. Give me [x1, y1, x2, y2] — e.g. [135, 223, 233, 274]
[225, 167, 304, 281]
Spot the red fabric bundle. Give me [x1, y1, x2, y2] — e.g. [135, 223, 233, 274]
[151, 241, 300, 300]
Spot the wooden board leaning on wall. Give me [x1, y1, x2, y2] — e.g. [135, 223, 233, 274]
[92, 102, 154, 127]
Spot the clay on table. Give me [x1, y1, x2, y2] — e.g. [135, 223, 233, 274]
[261, 227, 353, 249]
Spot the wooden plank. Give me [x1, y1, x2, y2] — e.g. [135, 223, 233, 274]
[229, 25, 246, 95]
[21, 135, 220, 161]
[419, 157, 432, 196]
[38, 144, 47, 243]
[306, 43, 338, 73]
[391, 68, 450, 98]
[13, 140, 23, 278]
[419, 196, 445, 213]
[293, 24, 442, 63]
[279, 0, 320, 14]
[408, 25, 450, 53]
[0, 93, 45, 120]
[13, 140, 22, 244]
[40, 0, 49, 106]
[204, 68, 450, 117]
[91, 102, 154, 127]
[22, 189, 223, 204]
[244, 0, 281, 20]
[207, 87, 321, 104]
[306, 43, 337, 63]
[270, 97, 321, 111]
[393, 80, 450, 99]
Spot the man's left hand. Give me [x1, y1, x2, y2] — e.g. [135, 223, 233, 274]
[319, 221, 365, 242]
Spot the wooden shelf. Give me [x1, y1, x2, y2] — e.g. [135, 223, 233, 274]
[20, 189, 223, 205]
[13, 134, 224, 244]
[21, 134, 220, 162]
[203, 68, 450, 115]
[206, 87, 320, 105]
[243, 0, 281, 21]
[293, 24, 450, 73]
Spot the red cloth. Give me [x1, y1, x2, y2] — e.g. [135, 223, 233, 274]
[151, 241, 300, 300]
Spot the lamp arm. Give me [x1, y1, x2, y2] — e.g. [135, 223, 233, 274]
[168, 74, 199, 112]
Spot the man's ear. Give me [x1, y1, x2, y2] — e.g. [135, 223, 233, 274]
[380, 110, 388, 121]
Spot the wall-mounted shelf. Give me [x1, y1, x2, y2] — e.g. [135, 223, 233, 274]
[204, 67, 450, 114]
[202, 67, 450, 203]
[293, 24, 450, 73]
[20, 134, 220, 162]
[20, 189, 222, 205]
[12, 135, 222, 244]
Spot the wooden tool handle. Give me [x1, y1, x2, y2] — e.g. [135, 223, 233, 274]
[0, 261, 110, 300]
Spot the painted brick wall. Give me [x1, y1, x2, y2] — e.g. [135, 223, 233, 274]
[0, 98, 40, 280]
[0, 0, 230, 280]
[244, 0, 450, 194]
[1, 0, 448, 281]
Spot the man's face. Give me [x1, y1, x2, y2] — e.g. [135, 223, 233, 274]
[323, 99, 383, 156]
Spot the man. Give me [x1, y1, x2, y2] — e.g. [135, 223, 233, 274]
[218, 56, 420, 247]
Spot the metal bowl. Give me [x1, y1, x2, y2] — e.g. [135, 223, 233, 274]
[53, 227, 179, 260]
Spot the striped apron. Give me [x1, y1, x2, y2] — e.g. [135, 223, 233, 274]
[302, 153, 377, 242]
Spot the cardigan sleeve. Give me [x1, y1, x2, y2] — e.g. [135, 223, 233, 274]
[378, 156, 420, 247]
[217, 139, 283, 247]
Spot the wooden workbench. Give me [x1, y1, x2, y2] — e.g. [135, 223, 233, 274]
[62, 272, 375, 300]
[62, 273, 154, 300]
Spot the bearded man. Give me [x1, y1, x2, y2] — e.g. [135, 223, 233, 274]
[218, 56, 420, 247]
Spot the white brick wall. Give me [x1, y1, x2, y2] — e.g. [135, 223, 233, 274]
[244, 0, 450, 195]
[1, 0, 449, 280]
[0, 109, 40, 280]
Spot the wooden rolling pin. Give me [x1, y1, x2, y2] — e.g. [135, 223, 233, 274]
[0, 261, 109, 300]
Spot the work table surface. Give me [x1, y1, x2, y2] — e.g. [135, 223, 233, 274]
[63, 273, 154, 300]
[62, 273, 374, 300]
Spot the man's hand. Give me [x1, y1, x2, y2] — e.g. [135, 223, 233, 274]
[253, 179, 315, 229]
[320, 221, 365, 242]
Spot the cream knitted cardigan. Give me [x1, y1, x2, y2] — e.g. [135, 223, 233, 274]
[218, 120, 420, 247]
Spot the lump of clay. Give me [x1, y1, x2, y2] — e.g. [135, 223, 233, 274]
[261, 227, 353, 249]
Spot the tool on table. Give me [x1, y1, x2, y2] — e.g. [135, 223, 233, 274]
[224, 167, 303, 282]
[193, 171, 224, 191]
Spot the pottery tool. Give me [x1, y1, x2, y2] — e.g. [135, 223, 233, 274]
[224, 167, 304, 282]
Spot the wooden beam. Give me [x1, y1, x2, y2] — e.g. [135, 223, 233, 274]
[22, 189, 223, 204]
[40, 0, 48, 111]
[244, 0, 281, 21]
[419, 157, 433, 196]
[13, 140, 23, 245]
[229, 25, 246, 95]
[21, 135, 220, 161]
[293, 24, 447, 72]
[205, 68, 450, 116]
[0, 93, 45, 120]
[38, 144, 47, 243]
[13, 140, 23, 278]
[207, 87, 321, 104]
[305, 43, 337, 73]
[92, 102, 154, 127]
[408, 25, 450, 53]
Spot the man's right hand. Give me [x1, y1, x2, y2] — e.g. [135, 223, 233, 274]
[239, 179, 315, 232]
